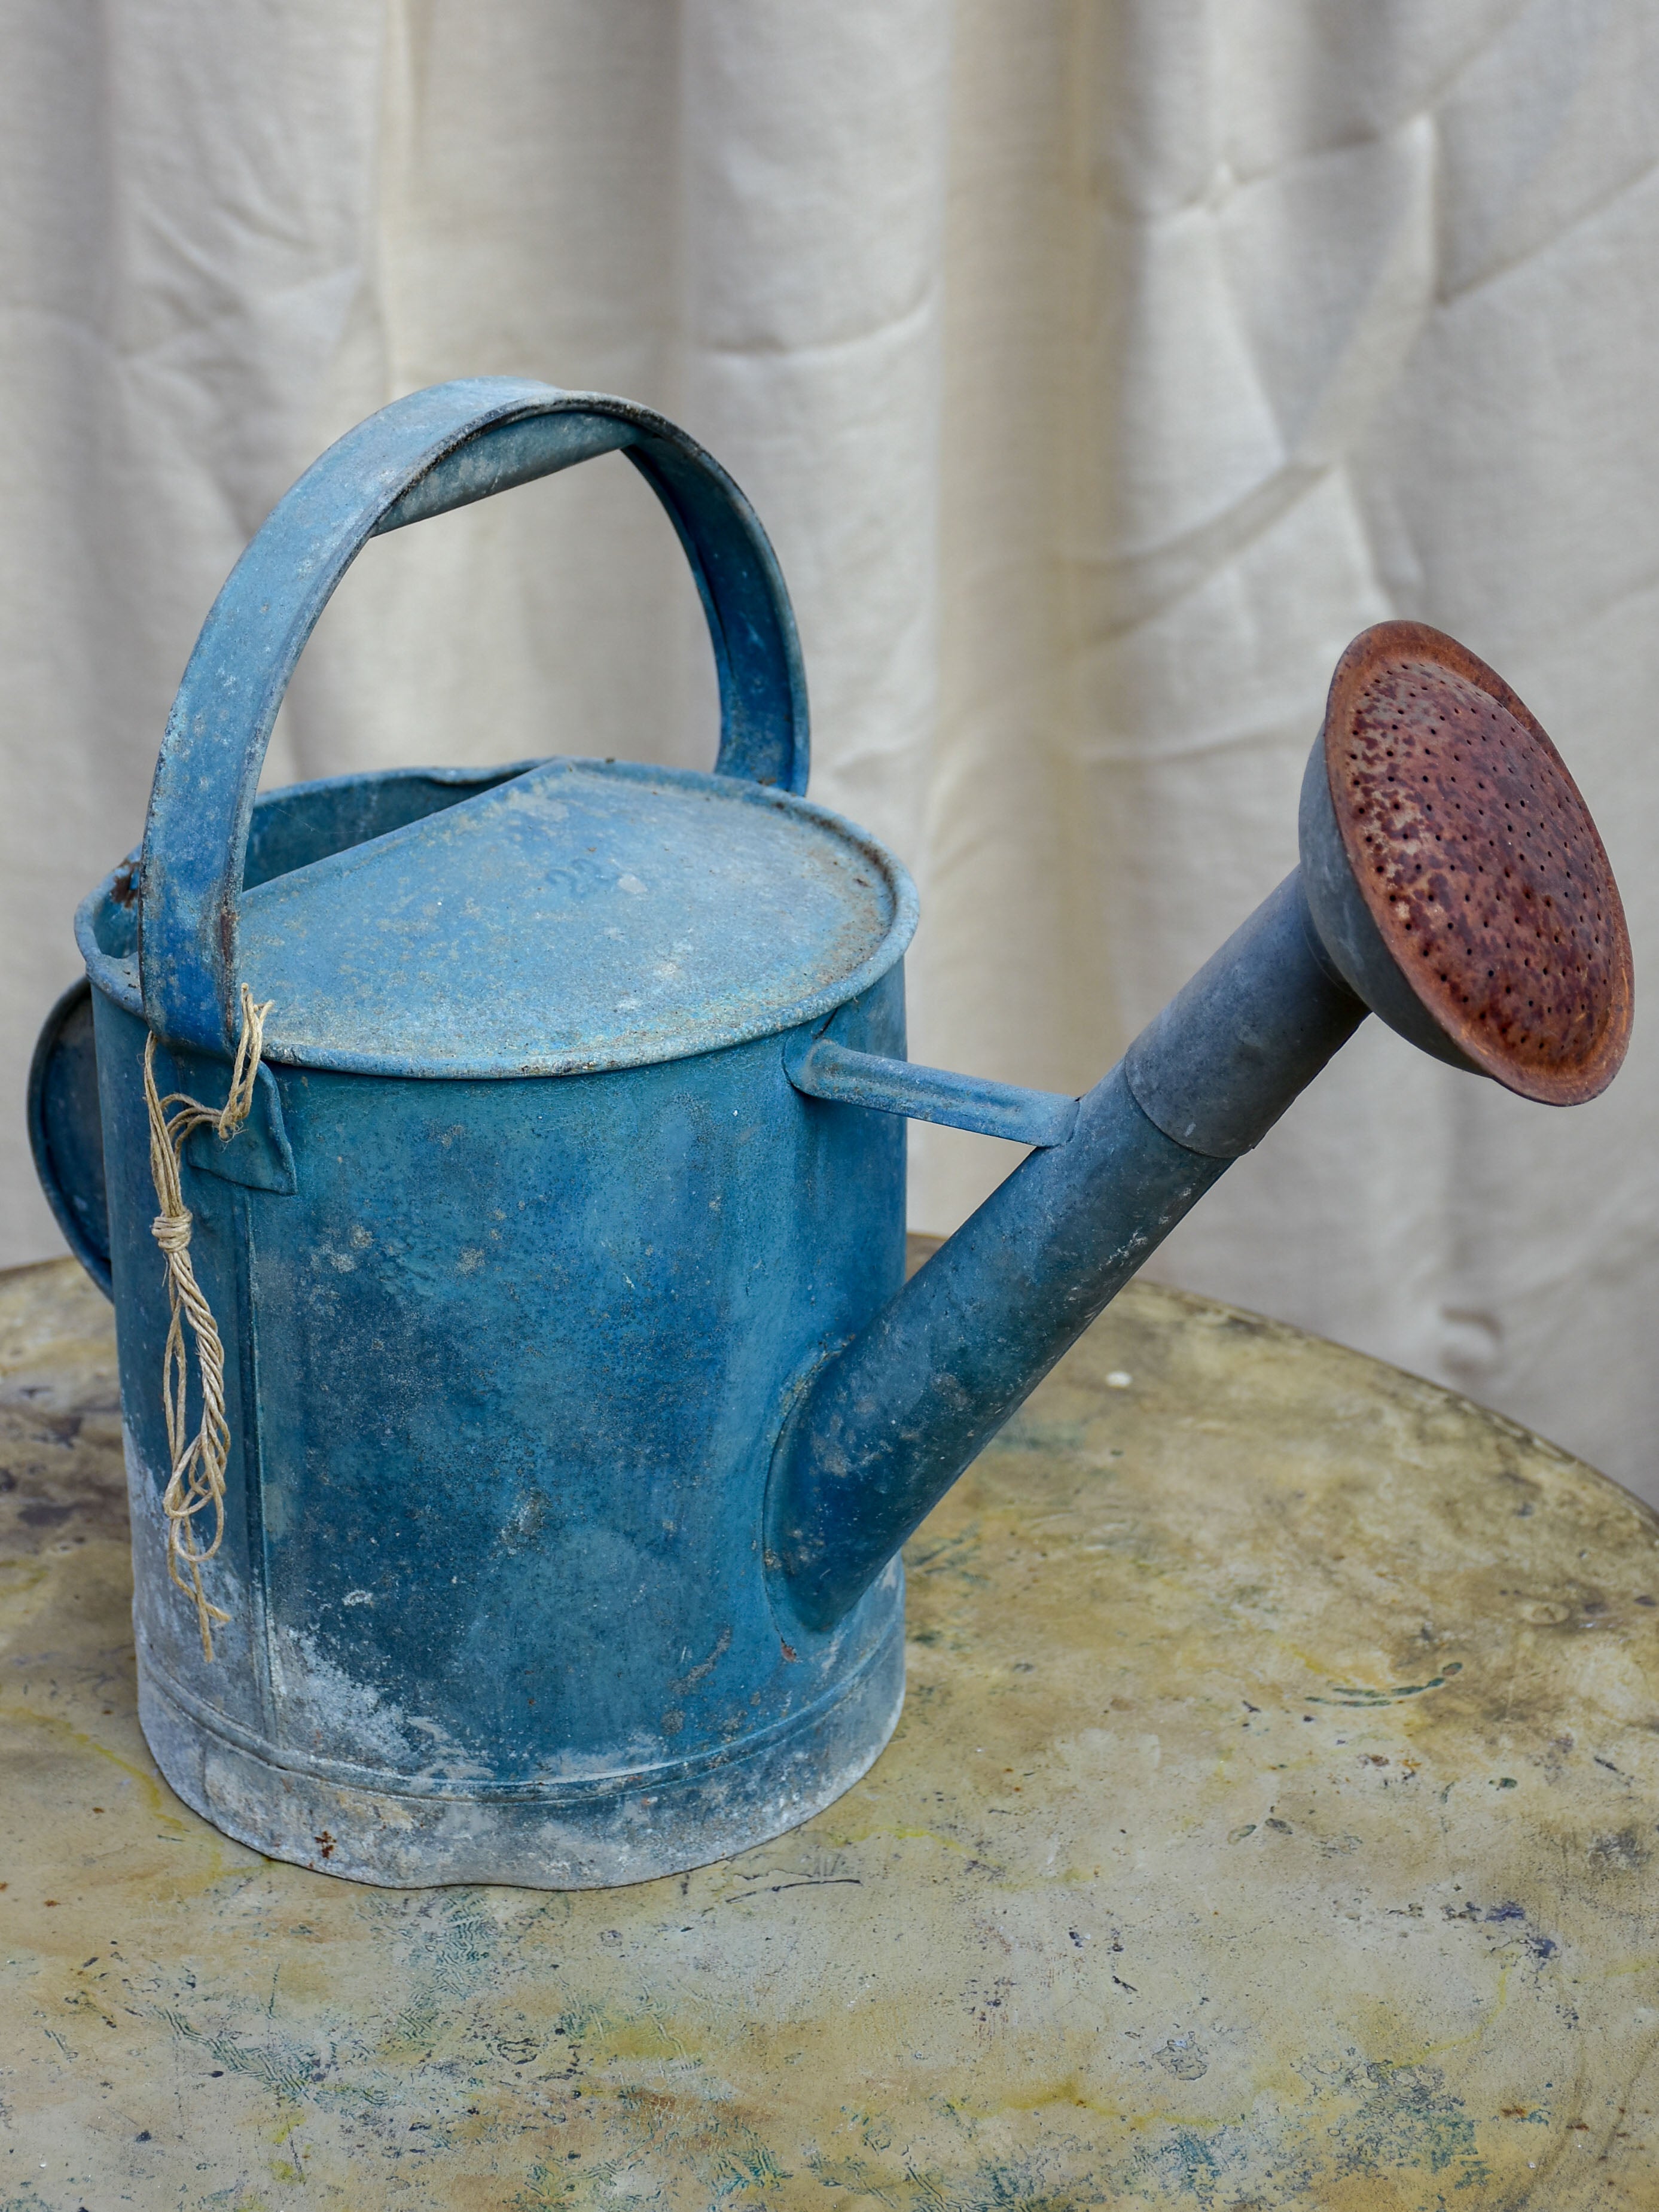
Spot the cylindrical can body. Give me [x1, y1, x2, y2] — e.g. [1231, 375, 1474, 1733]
[82, 861, 908, 1888]
[49, 377, 916, 1890]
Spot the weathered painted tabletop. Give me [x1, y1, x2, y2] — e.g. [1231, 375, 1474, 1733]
[2, 1248, 1656, 2209]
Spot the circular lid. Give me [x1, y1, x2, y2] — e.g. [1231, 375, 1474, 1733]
[235, 760, 915, 1077]
[1322, 621, 1633, 1105]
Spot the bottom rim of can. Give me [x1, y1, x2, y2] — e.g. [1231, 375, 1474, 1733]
[135, 1571, 900, 1803]
[135, 1613, 906, 1890]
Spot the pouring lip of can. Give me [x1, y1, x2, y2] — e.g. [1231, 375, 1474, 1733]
[1319, 618, 1633, 1108]
[77, 757, 920, 1081]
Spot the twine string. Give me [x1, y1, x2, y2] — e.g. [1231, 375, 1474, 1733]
[142, 984, 273, 1662]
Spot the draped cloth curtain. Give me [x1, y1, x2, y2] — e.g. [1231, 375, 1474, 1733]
[4, 2, 1657, 1496]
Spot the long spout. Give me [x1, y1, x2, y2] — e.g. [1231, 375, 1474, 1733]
[767, 621, 1632, 1633]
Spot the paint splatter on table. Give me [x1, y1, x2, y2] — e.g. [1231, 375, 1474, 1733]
[2, 1248, 1655, 2208]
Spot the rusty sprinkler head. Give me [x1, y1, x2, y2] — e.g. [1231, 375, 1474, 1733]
[1299, 621, 1632, 1104]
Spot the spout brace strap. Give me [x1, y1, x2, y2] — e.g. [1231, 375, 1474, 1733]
[785, 1031, 1078, 1148]
[1124, 870, 1367, 1159]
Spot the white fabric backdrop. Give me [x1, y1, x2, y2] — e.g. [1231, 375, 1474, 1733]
[4, 2, 1657, 1498]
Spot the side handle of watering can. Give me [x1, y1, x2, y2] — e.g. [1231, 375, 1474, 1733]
[29, 980, 113, 1296]
[28, 962, 301, 1302]
[138, 378, 809, 1057]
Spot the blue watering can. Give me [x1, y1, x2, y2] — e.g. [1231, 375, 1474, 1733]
[31, 379, 1633, 1888]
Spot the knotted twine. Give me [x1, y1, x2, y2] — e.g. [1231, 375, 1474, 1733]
[142, 984, 273, 1662]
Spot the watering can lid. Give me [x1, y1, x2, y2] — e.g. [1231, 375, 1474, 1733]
[236, 757, 916, 1078]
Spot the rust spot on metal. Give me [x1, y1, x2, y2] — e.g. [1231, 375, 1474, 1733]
[110, 864, 138, 910]
[1323, 620, 1633, 1105]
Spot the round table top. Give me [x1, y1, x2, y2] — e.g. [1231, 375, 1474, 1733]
[2, 1248, 1655, 2208]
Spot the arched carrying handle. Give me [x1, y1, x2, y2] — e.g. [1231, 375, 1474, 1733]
[139, 378, 809, 1054]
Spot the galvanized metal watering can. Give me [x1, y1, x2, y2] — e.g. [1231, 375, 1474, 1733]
[31, 379, 1633, 1889]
